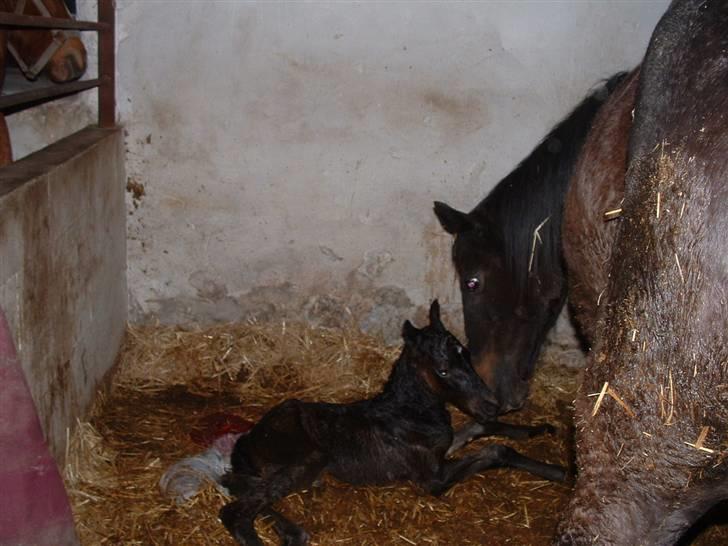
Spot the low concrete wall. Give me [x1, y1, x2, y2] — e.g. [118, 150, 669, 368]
[0, 127, 126, 461]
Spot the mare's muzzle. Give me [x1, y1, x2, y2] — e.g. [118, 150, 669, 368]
[473, 351, 530, 414]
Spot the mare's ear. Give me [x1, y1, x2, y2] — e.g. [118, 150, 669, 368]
[433, 201, 473, 234]
[428, 300, 443, 329]
[402, 320, 419, 344]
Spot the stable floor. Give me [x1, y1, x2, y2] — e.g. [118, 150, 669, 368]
[63, 322, 727, 545]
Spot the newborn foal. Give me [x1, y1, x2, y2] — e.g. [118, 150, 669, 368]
[220, 301, 565, 545]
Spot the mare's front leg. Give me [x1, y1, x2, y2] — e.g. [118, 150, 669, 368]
[447, 420, 556, 455]
[425, 444, 565, 496]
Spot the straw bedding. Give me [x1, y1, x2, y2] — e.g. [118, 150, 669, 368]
[63, 321, 726, 545]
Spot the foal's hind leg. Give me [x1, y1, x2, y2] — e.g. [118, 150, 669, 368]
[219, 499, 265, 546]
[222, 454, 326, 546]
[426, 444, 565, 496]
[448, 420, 556, 455]
[261, 508, 310, 546]
[258, 457, 326, 545]
[219, 472, 272, 545]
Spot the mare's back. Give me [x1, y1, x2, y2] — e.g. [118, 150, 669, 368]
[626, 0, 728, 325]
[630, 0, 728, 162]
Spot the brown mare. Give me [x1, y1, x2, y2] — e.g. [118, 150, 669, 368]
[0, 0, 87, 165]
[556, 0, 728, 542]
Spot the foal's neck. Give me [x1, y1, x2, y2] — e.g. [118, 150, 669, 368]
[379, 348, 443, 411]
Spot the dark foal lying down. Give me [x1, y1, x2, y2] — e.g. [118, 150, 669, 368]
[219, 301, 565, 545]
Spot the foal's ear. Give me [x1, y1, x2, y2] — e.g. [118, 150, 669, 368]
[428, 300, 443, 328]
[402, 320, 419, 344]
[433, 201, 473, 234]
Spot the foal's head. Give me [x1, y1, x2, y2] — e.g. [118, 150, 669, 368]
[403, 300, 498, 422]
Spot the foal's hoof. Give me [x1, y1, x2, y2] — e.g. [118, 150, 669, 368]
[538, 424, 557, 436]
[283, 529, 310, 546]
[546, 464, 568, 483]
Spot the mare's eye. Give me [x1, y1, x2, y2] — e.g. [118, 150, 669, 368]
[456, 345, 463, 355]
[465, 277, 480, 291]
[437, 369, 449, 378]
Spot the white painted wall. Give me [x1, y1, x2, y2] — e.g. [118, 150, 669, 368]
[8, 1, 671, 337]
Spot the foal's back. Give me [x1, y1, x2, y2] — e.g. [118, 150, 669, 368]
[232, 374, 452, 487]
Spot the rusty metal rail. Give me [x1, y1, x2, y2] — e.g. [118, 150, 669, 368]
[0, 0, 115, 128]
[0, 12, 107, 30]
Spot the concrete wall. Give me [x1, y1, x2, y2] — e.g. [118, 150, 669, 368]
[115, 1, 668, 339]
[0, 128, 126, 459]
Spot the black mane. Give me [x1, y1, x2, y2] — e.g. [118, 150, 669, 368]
[471, 72, 627, 291]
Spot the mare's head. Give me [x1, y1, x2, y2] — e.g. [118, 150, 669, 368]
[1, 0, 87, 82]
[402, 300, 498, 422]
[433, 201, 565, 412]
[429, 74, 626, 412]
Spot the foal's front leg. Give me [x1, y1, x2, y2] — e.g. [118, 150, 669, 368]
[447, 420, 556, 455]
[425, 444, 566, 496]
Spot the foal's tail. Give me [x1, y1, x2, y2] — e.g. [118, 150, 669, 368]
[159, 433, 242, 504]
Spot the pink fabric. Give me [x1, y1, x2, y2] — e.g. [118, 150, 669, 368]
[0, 308, 79, 545]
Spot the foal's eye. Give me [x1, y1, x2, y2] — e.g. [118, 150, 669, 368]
[437, 369, 449, 378]
[456, 346, 463, 355]
[465, 277, 480, 291]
